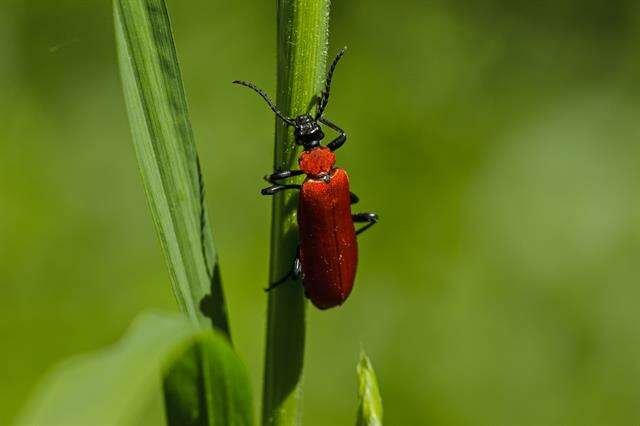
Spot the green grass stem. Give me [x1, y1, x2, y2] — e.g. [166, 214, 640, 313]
[261, 0, 331, 425]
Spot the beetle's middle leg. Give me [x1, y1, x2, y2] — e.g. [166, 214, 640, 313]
[352, 212, 379, 236]
[265, 248, 302, 292]
[261, 184, 301, 195]
[264, 169, 304, 184]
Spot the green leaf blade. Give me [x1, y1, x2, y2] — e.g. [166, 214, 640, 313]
[163, 334, 254, 426]
[16, 313, 253, 426]
[356, 351, 383, 426]
[114, 0, 229, 335]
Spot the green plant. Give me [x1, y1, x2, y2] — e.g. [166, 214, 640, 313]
[262, 0, 331, 424]
[16, 313, 252, 426]
[16, 0, 382, 425]
[114, 0, 229, 334]
[356, 352, 383, 426]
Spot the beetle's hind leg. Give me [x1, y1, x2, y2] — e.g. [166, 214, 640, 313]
[353, 212, 379, 236]
[265, 249, 302, 292]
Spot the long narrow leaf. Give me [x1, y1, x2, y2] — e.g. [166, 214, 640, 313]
[16, 313, 253, 426]
[114, 0, 229, 335]
[356, 351, 383, 426]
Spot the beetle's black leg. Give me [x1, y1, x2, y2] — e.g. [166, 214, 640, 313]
[265, 249, 302, 291]
[319, 116, 347, 151]
[264, 169, 304, 184]
[352, 212, 379, 236]
[350, 192, 359, 204]
[261, 184, 301, 195]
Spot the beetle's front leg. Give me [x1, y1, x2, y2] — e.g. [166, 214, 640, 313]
[352, 212, 379, 236]
[264, 169, 304, 184]
[319, 116, 347, 151]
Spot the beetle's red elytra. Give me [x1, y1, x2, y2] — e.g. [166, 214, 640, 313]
[299, 165, 356, 308]
[233, 48, 378, 309]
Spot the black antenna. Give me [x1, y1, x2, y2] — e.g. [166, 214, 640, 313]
[316, 47, 347, 120]
[232, 80, 295, 126]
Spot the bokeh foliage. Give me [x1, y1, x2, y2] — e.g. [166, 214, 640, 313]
[2, 0, 640, 424]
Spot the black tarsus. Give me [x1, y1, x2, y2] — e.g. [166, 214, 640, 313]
[232, 80, 295, 126]
[353, 212, 379, 236]
[316, 47, 347, 120]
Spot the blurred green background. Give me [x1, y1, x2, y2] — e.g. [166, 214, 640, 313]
[2, 0, 640, 424]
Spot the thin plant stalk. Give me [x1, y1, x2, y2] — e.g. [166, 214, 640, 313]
[262, 0, 331, 425]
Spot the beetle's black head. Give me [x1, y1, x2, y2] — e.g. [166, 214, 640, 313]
[233, 47, 348, 151]
[293, 115, 324, 149]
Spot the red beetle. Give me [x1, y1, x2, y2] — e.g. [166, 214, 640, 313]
[233, 48, 378, 309]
